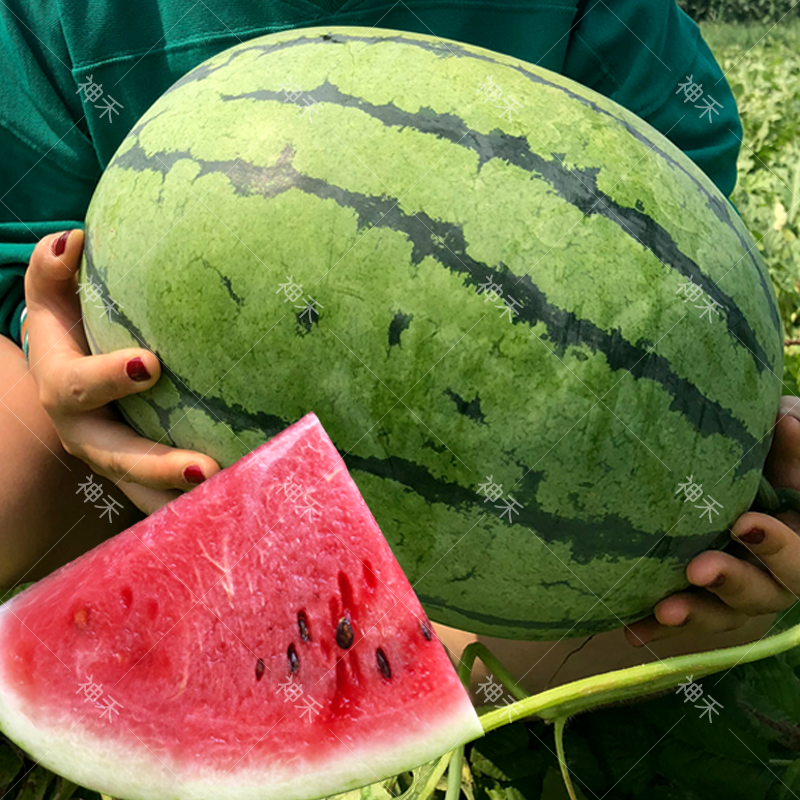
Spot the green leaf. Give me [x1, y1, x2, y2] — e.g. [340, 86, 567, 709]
[770, 758, 800, 800]
[562, 709, 654, 796]
[0, 742, 24, 786]
[0, 583, 35, 606]
[539, 767, 587, 800]
[469, 723, 543, 782]
[48, 778, 79, 800]
[657, 738, 775, 800]
[16, 765, 55, 800]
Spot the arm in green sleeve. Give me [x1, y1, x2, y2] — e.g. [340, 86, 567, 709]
[0, 0, 100, 343]
[564, 0, 742, 198]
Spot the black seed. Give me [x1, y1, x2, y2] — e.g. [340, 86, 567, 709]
[256, 658, 265, 681]
[420, 620, 433, 641]
[288, 643, 299, 674]
[336, 617, 354, 649]
[376, 648, 392, 679]
[298, 611, 310, 642]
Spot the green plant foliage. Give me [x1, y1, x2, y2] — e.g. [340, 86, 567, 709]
[710, 22, 800, 389]
[0, 733, 101, 800]
[679, 0, 800, 24]
[341, 643, 800, 800]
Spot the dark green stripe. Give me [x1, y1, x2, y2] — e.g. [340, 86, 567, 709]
[416, 594, 653, 634]
[221, 80, 774, 372]
[84, 229, 753, 566]
[104, 140, 768, 475]
[166, 27, 778, 336]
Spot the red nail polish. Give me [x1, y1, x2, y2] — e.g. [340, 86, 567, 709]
[184, 465, 205, 485]
[706, 574, 726, 590]
[738, 528, 765, 545]
[52, 230, 71, 256]
[125, 357, 151, 382]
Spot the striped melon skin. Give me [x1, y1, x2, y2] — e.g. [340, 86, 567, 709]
[80, 26, 783, 640]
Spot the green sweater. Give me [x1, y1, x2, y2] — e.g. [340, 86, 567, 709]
[0, 0, 743, 345]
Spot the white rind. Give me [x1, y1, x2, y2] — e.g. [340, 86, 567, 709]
[0, 600, 483, 800]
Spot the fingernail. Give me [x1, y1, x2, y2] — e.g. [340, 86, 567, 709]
[125, 357, 151, 382]
[675, 615, 690, 627]
[737, 528, 765, 546]
[705, 574, 726, 590]
[183, 465, 205, 485]
[52, 230, 71, 257]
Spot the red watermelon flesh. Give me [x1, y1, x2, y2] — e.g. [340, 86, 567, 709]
[0, 413, 482, 800]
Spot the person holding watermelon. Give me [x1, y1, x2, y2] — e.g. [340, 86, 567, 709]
[1, 0, 799, 695]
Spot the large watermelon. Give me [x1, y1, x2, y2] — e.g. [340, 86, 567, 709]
[79, 26, 783, 640]
[0, 414, 482, 800]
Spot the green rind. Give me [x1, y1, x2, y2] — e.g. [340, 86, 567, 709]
[80, 26, 783, 639]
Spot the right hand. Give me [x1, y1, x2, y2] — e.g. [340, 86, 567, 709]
[25, 228, 220, 514]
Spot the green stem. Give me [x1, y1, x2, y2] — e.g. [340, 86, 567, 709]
[457, 642, 529, 700]
[477, 621, 800, 735]
[413, 751, 453, 800]
[444, 747, 464, 800]
[554, 717, 578, 800]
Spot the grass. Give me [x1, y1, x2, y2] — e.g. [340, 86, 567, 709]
[700, 20, 800, 390]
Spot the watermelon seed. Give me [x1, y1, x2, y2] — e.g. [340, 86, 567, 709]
[336, 617, 354, 649]
[420, 620, 432, 641]
[73, 608, 90, 630]
[255, 658, 265, 681]
[376, 648, 391, 680]
[297, 611, 310, 642]
[288, 643, 299, 674]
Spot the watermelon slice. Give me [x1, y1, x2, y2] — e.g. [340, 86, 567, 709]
[0, 414, 482, 800]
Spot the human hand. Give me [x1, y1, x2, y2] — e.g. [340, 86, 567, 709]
[25, 229, 220, 514]
[625, 396, 800, 648]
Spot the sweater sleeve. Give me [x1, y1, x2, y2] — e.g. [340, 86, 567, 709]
[563, 0, 742, 199]
[0, 0, 101, 343]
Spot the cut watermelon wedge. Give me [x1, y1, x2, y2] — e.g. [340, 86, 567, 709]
[0, 414, 482, 800]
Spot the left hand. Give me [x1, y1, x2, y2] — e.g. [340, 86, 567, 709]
[625, 396, 800, 648]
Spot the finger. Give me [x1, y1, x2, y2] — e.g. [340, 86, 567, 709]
[686, 548, 795, 616]
[624, 617, 660, 647]
[116, 478, 183, 516]
[69, 416, 220, 492]
[626, 591, 748, 647]
[730, 512, 800, 598]
[764, 396, 800, 489]
[46, 348, 162, 415]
